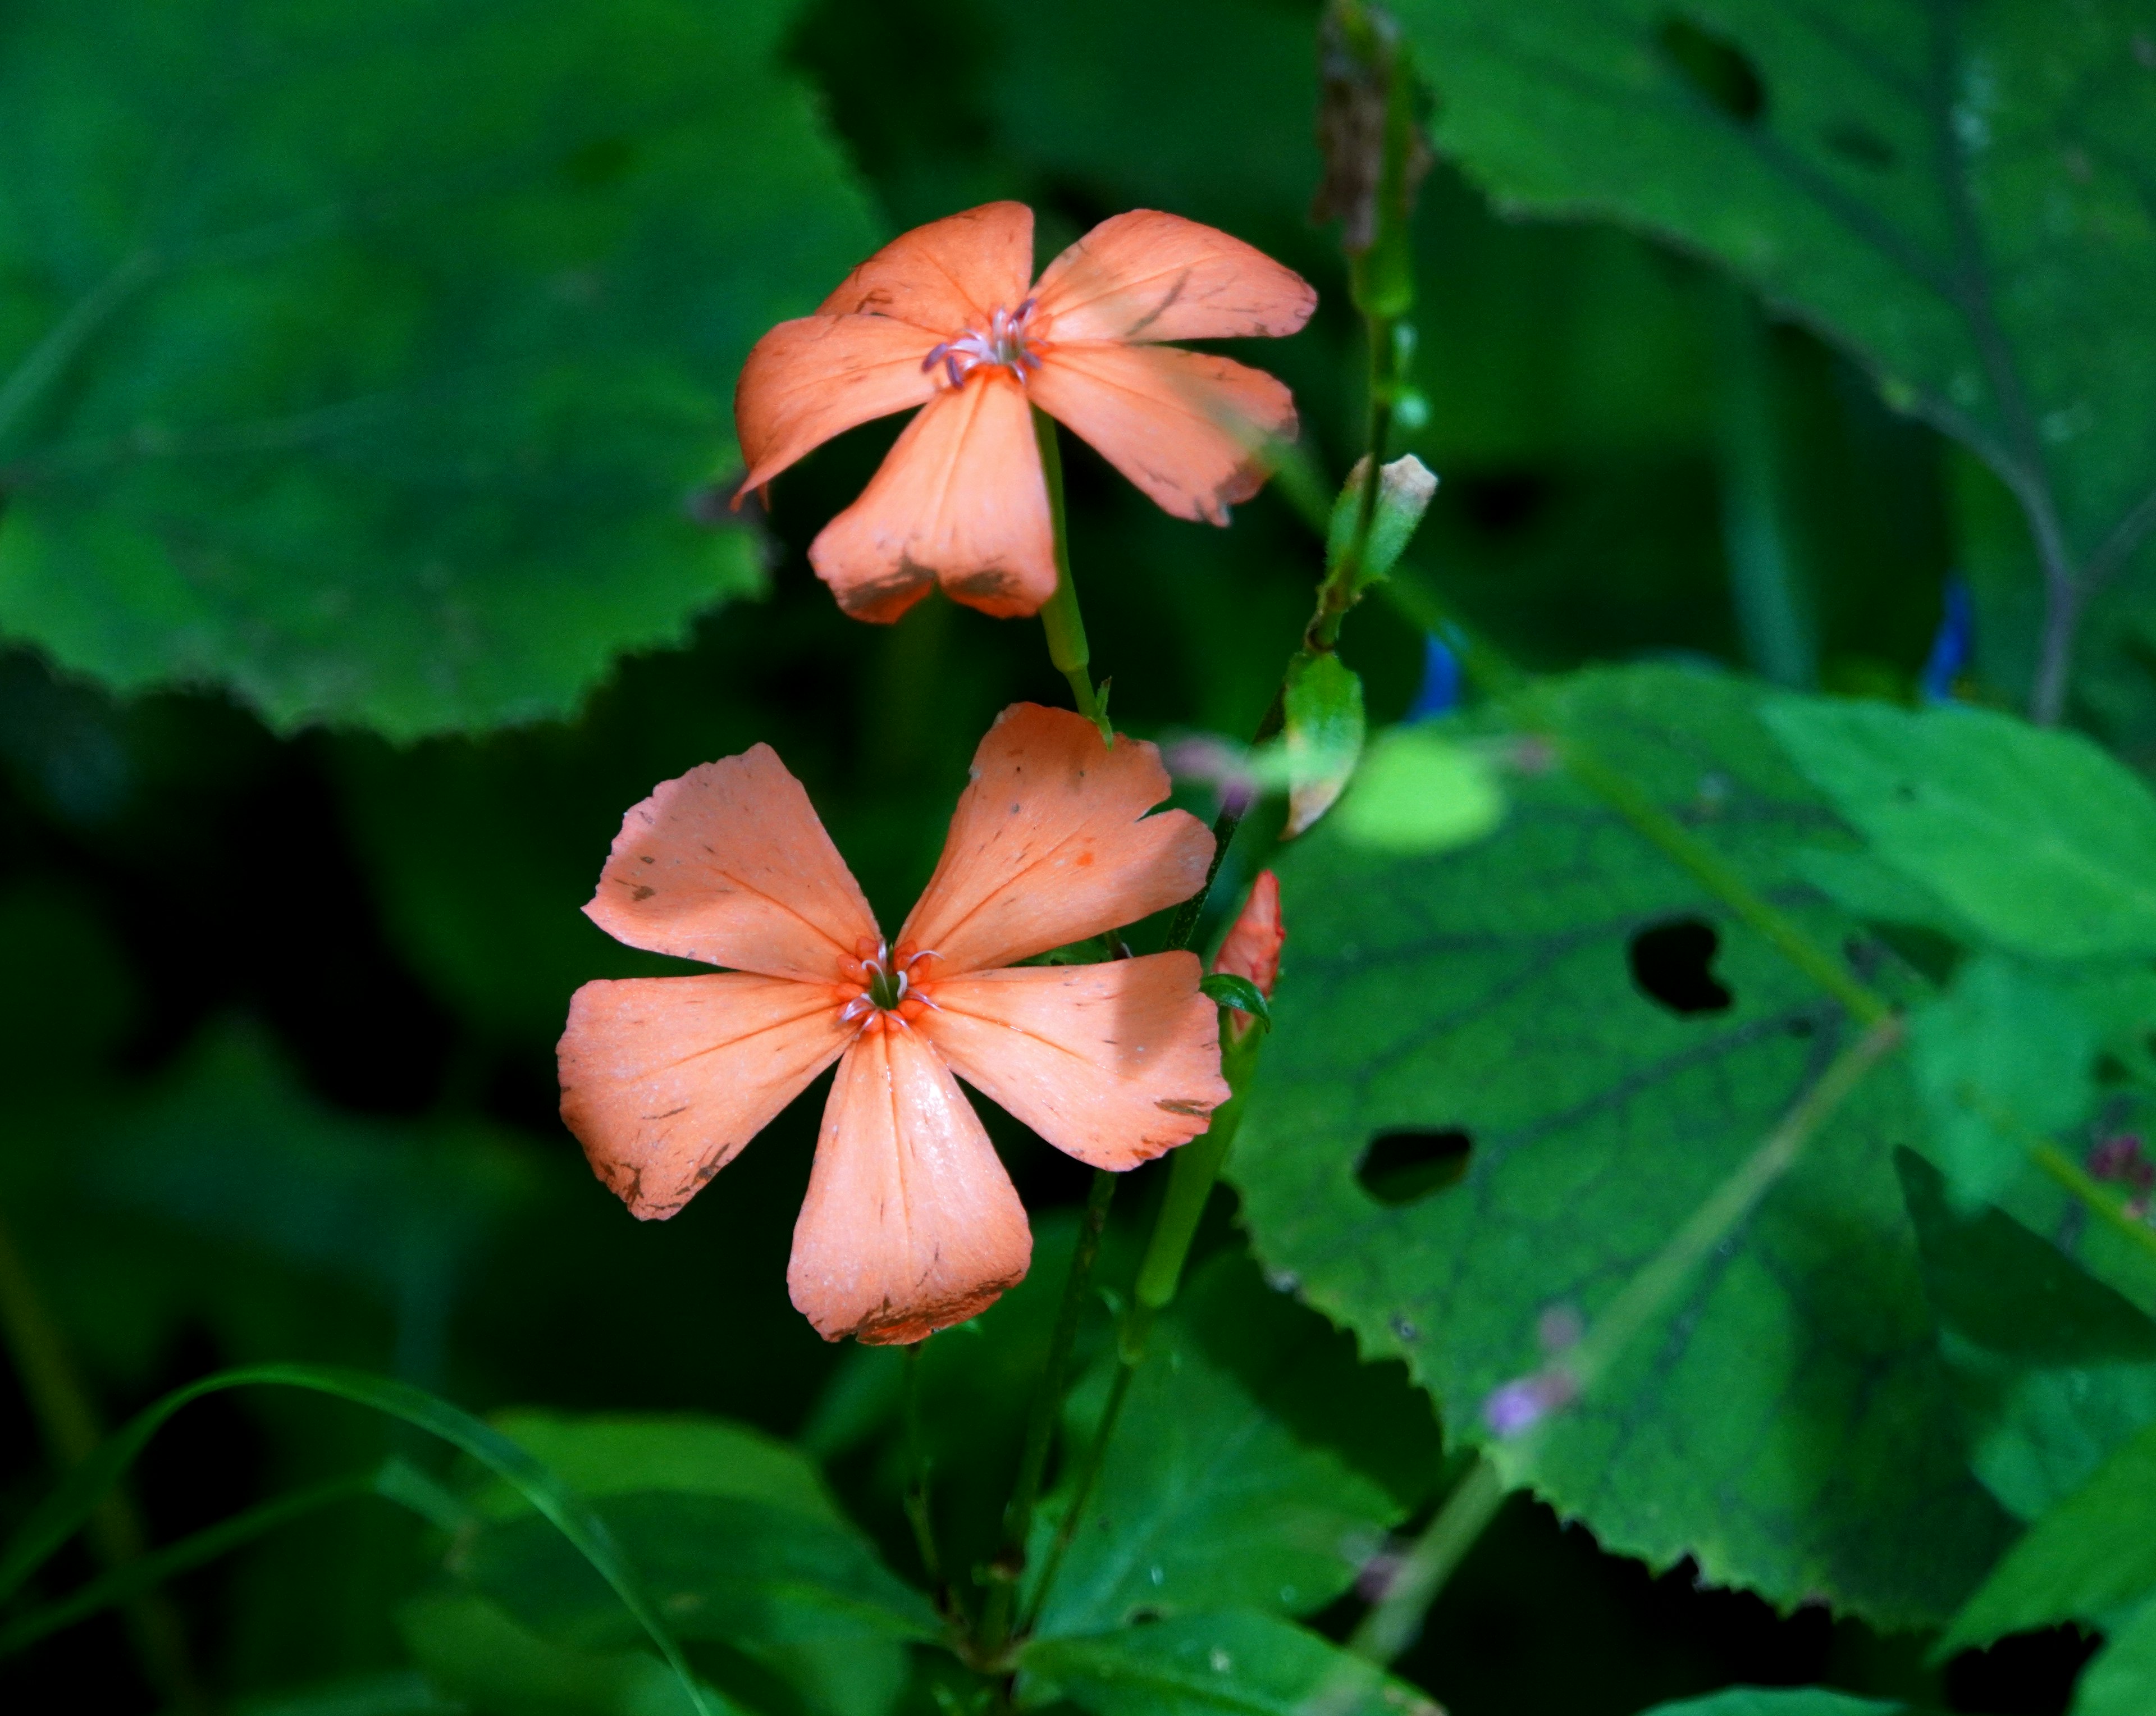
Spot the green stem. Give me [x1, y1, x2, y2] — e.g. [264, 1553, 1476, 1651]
[1346, 1456, 1505, 1669]
[1133, 1023, 1266, 1312]
[1307, 322, 1397, 654]
[1716, 286, 1816, 690]
[1034, 408, 1107, 737]
[2032, 1141, 2156, 1265]
[1021, 1017, 1270, 1633]
[1017, 1353, 1135, 1639]
[901, 1340, 949, 1610]
[977, 1167, 1117, 1661]
[1556, 739, 1892, 1029]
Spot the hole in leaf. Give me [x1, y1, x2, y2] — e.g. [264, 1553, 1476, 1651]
[1359, 1128, 1473, 1206]
[1657, 16, 1766, 122]
[1629, 918, 1734, 1015]
[1822, 120, 1895, 170]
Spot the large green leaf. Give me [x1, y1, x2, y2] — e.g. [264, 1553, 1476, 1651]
[1231, 664, 2015, 1626]
[1015, 1610, 1438, 1716]
[401, 1590, 711, 1716]
[480, 1412, 845, 1527]
[0, 0, 878, 737]
[2073, 1593, 2156, 1716]
[1906, 953, 2094, 1208]
[1764, 699, 2156, 961]
[462, 1491, 937, 1716]
[1944, 1416, 2156, 1650]
[1027, 1255, 1440, 1639]
[1391, 0, 2156, 699]
[1899, 1151, 2156, 1524]
[1638, 1693, 1918, 1716]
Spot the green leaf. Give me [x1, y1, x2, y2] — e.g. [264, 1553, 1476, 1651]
[401, 1590, 711, 1716]
[1765, 699, 2156, 960]
[2074, 1593, 2156, 1716]
[0, 1364, 720, 1715]
[1898, 1149, 2156, 1523]
[1200, 972, 1272, 1025]
[462, 1492, 937, 1716]
[1324, 455, 1441, 593]
[1015, 1610, 1438, 1716]
[1231, 664, 2015, 1626]
[1944, 1416, 2156, 1651]
[1637, 1693, 1919, 1716]
[93, 1021, 535, 1295]
[1282, 650, 1367, 838]
[1027, 1255, 1440, 1639]
[1390, 0, 2156, 661]
[479, 1411, 845, 1527]
[1908, 954, 2095, 1210]
[1335, 724, 1507, 855]
[0, 0, 879, 737]
[235, 1670, 468, 1716]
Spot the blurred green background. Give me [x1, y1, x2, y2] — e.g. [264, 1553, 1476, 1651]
[0, 0, 2109, 1710]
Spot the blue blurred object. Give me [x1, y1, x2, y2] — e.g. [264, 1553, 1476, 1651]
[1407, 631, 1462, 720]
[1920, 580, 1975, 704]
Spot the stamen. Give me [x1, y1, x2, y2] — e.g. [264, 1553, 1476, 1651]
[919, 303, 1043, 391]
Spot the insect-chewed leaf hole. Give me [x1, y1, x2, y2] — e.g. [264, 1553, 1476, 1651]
[1628, 917, 1734, 1015]
[1358, 1128, 1474, 1206]
[1657, 15, 1766, 122]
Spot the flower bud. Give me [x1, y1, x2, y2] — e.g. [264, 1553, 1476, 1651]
[1211, 872, 1283, 1039]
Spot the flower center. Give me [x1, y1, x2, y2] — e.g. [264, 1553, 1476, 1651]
[839, 941, 942, 1029]
[922, 299, 1041, 390]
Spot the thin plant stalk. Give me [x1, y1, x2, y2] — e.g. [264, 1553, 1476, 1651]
[1033, 408, 1107, 736]
[976, 1166, 1117, 1663]
[1019, 1016, 1267, 1632]
[901, 1340, 949, 1614]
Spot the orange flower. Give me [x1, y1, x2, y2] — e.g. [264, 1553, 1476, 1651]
[735, 203, 1316, 623]
[557, 704, 1231, 1344]
[1211, 871, 1283, 1044]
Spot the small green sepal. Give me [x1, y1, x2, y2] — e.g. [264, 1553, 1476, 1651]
[1201, 972, 1273, 1026]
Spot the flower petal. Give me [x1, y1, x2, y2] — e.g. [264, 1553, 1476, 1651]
[921, 953, 1228, 1171]
[736, 314, 937, 493]
[809, 371, 1056, 623]
[559, 974, 852, 1220]
[1031, 211, 1317, 344]
[586, 745, 878, 981]
[788, 1022, 1031, 1344]
[817, 201, 1034, 333]
[897, 703, 1214, 974]
[1031, 341, 1296, 526]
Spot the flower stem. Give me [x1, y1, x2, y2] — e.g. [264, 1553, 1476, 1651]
[1017, 1014, 1269, 1633]
[1033, 408, 1108, 738]
[977, 1165, 1117, 1662]
[1307, 315, 1397, 654]
[901, 1340, 948, 1609]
